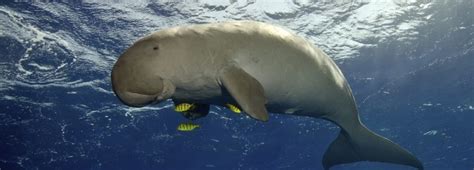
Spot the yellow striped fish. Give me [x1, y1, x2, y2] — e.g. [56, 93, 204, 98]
[225, 103, 241, 114]
[174, 103, 194, 112]
[177, 122, 200, 131]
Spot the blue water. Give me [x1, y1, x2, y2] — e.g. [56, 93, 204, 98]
[0, 1, 473, 170]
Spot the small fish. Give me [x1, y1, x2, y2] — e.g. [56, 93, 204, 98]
[177, 122, 200, 131]
[175, 103, 195, 112]
[226, 103, 241, 114]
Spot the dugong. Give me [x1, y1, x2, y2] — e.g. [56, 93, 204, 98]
[111, 21, 423, 169]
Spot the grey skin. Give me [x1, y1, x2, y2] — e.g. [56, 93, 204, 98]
[111, 21, 423, 169]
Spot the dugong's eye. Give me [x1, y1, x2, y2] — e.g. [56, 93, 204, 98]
[153, 46, 159, 50]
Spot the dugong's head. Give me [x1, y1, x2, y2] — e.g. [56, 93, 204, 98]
[111, 35, 175, 107]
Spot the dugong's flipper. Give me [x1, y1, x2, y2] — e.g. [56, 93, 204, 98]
[219, 66, 269, 121]
[323, 116, 424, 170]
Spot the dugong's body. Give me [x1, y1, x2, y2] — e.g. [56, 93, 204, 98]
[111, 21, 423, 169]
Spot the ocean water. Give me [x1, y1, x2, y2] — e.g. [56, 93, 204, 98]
[0, 0, 473, 169]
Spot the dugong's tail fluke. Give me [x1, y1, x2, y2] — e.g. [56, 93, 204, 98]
[322, 123, 423, 170]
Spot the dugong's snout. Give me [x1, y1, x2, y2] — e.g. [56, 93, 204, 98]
[112, 73, 176, 107]
[113, 90, 158, 107]
[111, 50, 176, 107]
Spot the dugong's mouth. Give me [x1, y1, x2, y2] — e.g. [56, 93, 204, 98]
[154, 79, 175, 102]
[116, 91, 157, 107]
[113, 78, 175, 107]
